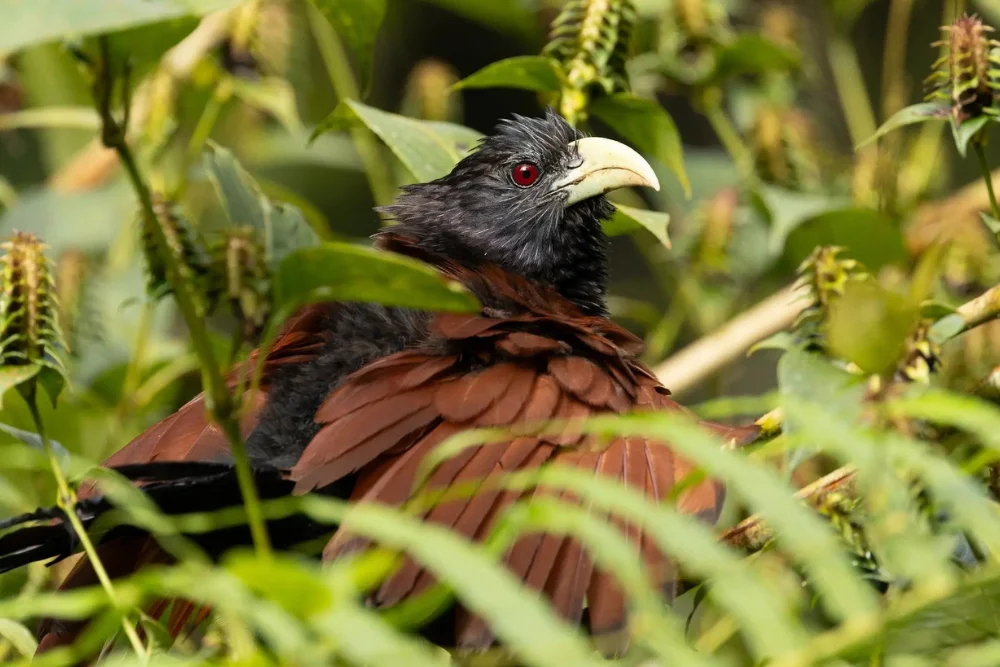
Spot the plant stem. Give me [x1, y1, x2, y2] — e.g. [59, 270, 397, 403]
[307, 3, 395, 209]
[25, 388, 147, 658]
[93, 39, 271, 556]
[699, 88, 756, 186]
[974, 141, 1000, 248]
[827, 36, 877, 147]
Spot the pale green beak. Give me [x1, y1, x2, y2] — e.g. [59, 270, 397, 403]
[552, 137, 660, 206]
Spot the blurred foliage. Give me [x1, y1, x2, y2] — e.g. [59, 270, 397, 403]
[10, 0, 1000, 665]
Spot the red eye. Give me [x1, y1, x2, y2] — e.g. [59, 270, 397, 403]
[512, 162, 540, 187]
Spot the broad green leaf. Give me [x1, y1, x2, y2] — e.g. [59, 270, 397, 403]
[0, 0, 241, 54]
[714, 34, 801, 80]
[951, 115, 992, 158]
[981, 211, 1000, 235]
[857, 101, 951, 148]
[0, 420, 69, 460]
[590, 93, 690, 196]
[511, 469, 808, 661]
[778, 348, 866, 433]
[454, 56, 564, 92]
[606, 204, 670, 246]
[747, 331, 795, 356]
[230, 77, 304, 135]
[314, 100, 483, 182]
[203, 143, 320, 265]
[308, 0, 387, 89]
[929, 313, 965, 344]
[827, 281, 918, 375]
[226, 552, 334, 620]
[0, 618, 37, 657]
[782, 207, 907, 270]
[757, 184, 849, 256]
[302, 498, 605, 667]
[313, 604, 448, 667]
[274, 243, 479, 313]
[0, 366, 39, 409]
[203, 142, 268, 235]
[504, 500, 721, 666]
[419, 0, 539, 36]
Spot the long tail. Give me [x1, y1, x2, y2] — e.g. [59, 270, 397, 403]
[0, 461, 332, 657]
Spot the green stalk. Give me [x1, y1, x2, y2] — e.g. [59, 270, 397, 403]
[25, 386, 147, 658]
[306, 3, 395, 208]
[699, 88, 756, 186]
[93, 38, 271, 557]
[827, 35, 877, 148]
[974, 141, 1000, 249]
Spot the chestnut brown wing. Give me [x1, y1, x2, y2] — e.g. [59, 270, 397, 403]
[291, 310, 730, 649]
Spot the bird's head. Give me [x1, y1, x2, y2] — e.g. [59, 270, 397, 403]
[381, 110, 659, 315]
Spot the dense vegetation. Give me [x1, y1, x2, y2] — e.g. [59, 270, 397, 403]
[8, 0, 1000, 664]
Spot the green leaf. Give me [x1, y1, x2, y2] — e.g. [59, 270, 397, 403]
[980, 211, 1000, 235]
[314, 100, 483, 182]
[0, 107, 100, 132]
[226, 552, 334, 620]
[229, 77, 304, 135]
[454, 56, 564, 92]
[0, 421, 70, 460]
[757, 184, 850, 256]
[778, 348, 866, 432]
[274, 243, 480, 313]
[782, 207, 908, 270]
[302, 498, 606, 667]
[312, 603, 448, 667]
[419, 0, 538, 36]
[606, 204, 670, 246]
[747, 331, 795, 356]
[857, 101, 951, 148]
[714, 34, 801, 80]
[951, 115, 991, 158]
[826, 281, 919, 375]
[307, 0, 387, 89]
[0, 618, 37, 657]
[203, 143, 320, 265]
[590, 93, 690, 196]
[930, 313, 965, 344]
[0, 0, 241, 54]
[0, 366, 39, 409]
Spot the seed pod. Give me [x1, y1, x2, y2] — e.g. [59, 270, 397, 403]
[140, 195, 211, 306]
[211, 227, 272, 336]
[793, 246, 868, 348]
[544, 0, 637, 124]
[0, 232, 67, 372]
[401, 59, 462, 122]
[749, 105, 822, 191]
[927, 14, 1000, 122]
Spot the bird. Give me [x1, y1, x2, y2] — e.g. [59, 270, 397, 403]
[0, 110, 759, 655]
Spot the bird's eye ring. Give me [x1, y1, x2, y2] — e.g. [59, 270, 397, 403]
[511, 162, 540, 187]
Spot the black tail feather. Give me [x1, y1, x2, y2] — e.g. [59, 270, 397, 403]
[0, 461, 332, 575]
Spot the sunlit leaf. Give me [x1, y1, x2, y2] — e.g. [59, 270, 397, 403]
[951, 115, 992, 158]
[313, 100, 483, 182]
[782, 207, 907, 270]
[419, 0, 539, 36]
[0, 618, 37, 657]
[230, 77, 304, 135]
[307, 0, 387, 89]
[857, 101, 951, 148]
[714, 34, 801, 80]
[203, 143, 320, 265]
[606, 204, 670, 246]
[0, 367, 39, 410]
[0, 0, 241, 54]
[274, 243, 479, 313]
[226, 552, 334, 620]
[590, 93, 690, 195]
[827, 281, 918, 375]
[454, 56, 564, 92]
